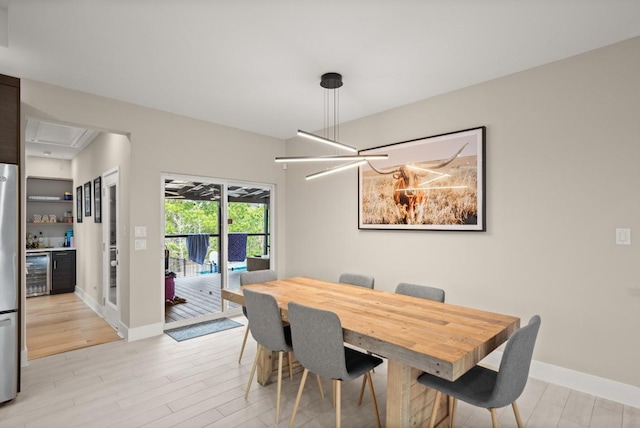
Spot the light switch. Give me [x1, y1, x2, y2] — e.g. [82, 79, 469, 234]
[134, 226, 147, 237]
[616, 228, 631, 245]
[135, 239, 147, 250]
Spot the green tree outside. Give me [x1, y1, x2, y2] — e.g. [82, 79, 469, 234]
[164, 199, 268, 266]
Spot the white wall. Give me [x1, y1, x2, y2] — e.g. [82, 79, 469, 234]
[284, 37, 640, 389]
[25, 156, 72, 179]
[20, 81, 287, 337]
[71, 132, 131, 314]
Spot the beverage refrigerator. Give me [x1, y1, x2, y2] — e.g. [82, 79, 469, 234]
[0, 163, 19, 403]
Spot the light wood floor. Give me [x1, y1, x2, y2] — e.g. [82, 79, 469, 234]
[3, 315, 639, 427]
[25, 293, 122, 360]
[164, 271, 243, 324]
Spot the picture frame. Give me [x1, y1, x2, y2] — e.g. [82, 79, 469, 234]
[84, 181, 92, 218]
[94, 177, 102, 223]
[76, 185, 83, 223]
[358, 126, 486, 231]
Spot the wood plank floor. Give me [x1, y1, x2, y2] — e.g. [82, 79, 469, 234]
[165, 271, 243, 324]
[25, 293, 122, 360]
[4, 314, 639, 427]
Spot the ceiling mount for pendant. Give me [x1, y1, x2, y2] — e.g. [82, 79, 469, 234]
[320, 72, 343, 89]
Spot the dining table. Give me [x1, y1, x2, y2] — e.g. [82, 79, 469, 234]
[221, 276, 520, 427]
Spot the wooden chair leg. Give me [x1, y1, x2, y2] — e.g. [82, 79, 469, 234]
[238, 324, 250, 363]
[512, 401, 523, 428]
[332, 380, 337, 408]
[428, 390, 441, 428]
[489, 408, 498, 428]
[335, 379, 341, 428]
[450, 397, 458, 427]
[244, 351, 258, 399]
[289, 368, 308, 428]
[276, 351, 284, 423]
[288, 351, 294, 381]
[316, 374, 325, 399]
[366, 372, 382, 428]
[358, 374, 367, 405]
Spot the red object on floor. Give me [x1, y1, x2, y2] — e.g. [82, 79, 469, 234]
[165, 275, 175, 301]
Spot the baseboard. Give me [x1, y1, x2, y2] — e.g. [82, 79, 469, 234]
[74, 287, 103, 316]
[74, 287, 127, 339]
[126, 322, 164, 341]
[20, 349, 28, 367]
[482, 350, 640, 408]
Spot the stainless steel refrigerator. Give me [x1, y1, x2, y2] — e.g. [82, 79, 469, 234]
[0, 163, 19, 403]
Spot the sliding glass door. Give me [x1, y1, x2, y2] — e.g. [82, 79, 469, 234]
[163, 174, 272, 327]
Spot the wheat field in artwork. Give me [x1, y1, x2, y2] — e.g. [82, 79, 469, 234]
[360, 156, 479, 227]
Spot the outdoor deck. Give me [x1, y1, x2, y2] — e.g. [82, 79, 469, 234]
[164, 270, 242, 324]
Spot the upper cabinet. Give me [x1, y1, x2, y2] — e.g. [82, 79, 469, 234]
[0, 74, 20, 165]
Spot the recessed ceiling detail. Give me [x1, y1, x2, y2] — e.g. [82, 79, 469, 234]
[25, 118, 99, 159]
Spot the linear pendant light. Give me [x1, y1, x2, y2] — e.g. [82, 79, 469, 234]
[277, 72, 388, 174]
[296, 130, 357, 153]
[275, 154, 387, 163]
[305, 160, 367, 180]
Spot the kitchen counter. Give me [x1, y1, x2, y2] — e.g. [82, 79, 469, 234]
[26, 247, 76, 252]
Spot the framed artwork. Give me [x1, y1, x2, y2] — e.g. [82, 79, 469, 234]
[76, 185, 83, 223]
[94, 177, 102, 223]
[358, 126, 486, 231]
[84, 181, 92, 218]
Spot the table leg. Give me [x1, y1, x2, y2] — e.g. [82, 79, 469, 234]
[256, 344, 302, 386]
[386, 359, 450, 427]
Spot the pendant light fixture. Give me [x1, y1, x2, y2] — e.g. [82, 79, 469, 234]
[276, 72, 388, 179]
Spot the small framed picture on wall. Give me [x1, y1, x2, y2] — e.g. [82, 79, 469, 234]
[94, 177, 102, 223]
[76, 185, 83, 223]
[84, 181, 91, 218]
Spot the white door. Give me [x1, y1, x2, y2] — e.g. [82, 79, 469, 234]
[102, 169, 120, 330]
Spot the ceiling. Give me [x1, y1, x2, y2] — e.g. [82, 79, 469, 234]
[2, 1, 640, 144]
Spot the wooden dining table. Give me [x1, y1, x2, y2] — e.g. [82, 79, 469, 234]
[222, 276, 520, 427]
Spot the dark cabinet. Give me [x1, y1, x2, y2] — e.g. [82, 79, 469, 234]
[0, 74, 20, 165]
[51, 250, 76, 294]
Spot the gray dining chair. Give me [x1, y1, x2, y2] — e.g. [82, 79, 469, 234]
[417, 315, 541, 428]
[395, 282, 445, 303]
[338, 273, 374, 289]
[287, 301, 383, 428]
[238, 269, 277, 363]
[243, 288, 293, 424]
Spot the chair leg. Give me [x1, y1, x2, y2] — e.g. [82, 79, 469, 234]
[512, 401, 523, 428]
[428, 390, 441, 428]
[288, 351, 294, 381]
[316, 374, 325, 399]
[276, 351, 283, 423]
[489, 408, 498, 428]
[450, 397, 458, 427]
[332, 380, 337, 408]
[244, 351, 259, 399]
[358, 374, 367, 405]
[238, 324, 250, 363]
[289, 368, 309, 428]
[366, 372, 382, 428]
[335, 379, 341, 428]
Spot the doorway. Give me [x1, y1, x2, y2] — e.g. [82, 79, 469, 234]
[24, 119, 126, 359]
[102, 168, 120, 329]
[163, 174, 273, 328]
